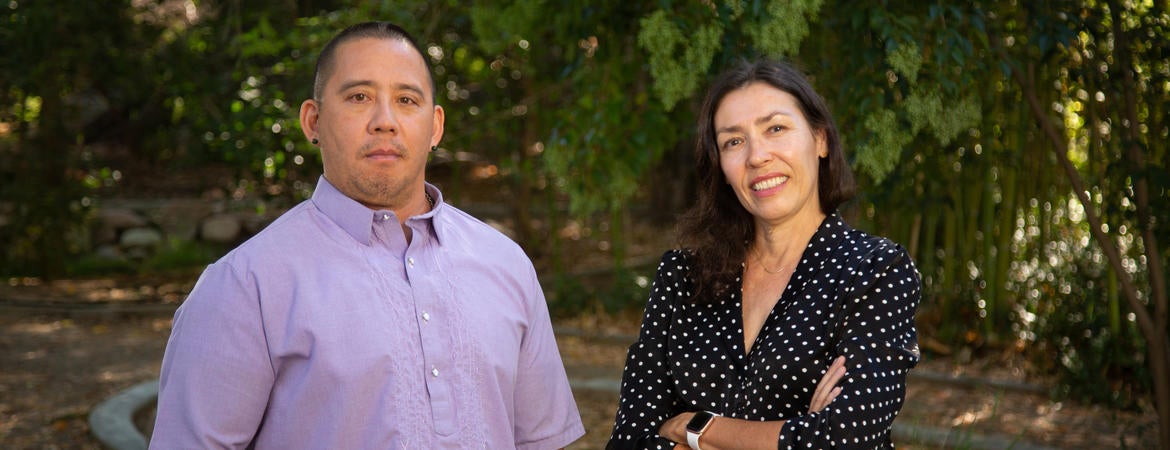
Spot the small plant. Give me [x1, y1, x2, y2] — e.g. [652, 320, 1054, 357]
[142, 238, 228, 272]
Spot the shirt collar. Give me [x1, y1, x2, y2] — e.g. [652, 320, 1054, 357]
[814, 212, 850, 247]
[310, 176, 446, 246]
[796, 213, 853, 267]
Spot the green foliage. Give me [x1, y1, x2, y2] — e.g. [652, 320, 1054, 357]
[886, 41, 922, 84]
[546, 267, 653, 318]
[638, 10, 722, 111]
[904, 87, 981, 146]
[142, 238, 228, 272]
[855, 109, 911, 185]
[469, 1, 543, 54]
[0, 0, 154, 276]
[460, 0, 683, 246]
[64, 238, 224, 277]
[638, 0, 825, 111]
[823, 3, 986, 184]
[65, 254, 137, 277]
[743, 0, 824, 57]
[545, 273, 593, 318]
[1011, 232, 1151, 409]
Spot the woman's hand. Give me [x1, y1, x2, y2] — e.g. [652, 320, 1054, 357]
[657, 411, 694, 444]
[656, 356, 846, 448]
[809, 355, 846, 413]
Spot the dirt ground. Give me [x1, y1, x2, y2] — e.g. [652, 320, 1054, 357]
[1, 278, 1159, 450]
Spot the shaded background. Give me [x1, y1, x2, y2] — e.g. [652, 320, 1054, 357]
[1, 0, 1167, 447]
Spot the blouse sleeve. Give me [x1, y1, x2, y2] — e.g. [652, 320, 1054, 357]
[606, 251, 689, 450]
[778, 241, 922, 449]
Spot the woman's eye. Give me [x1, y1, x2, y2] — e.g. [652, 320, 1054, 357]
[722, 138, 741, 149]
[770, 125, 785, 133]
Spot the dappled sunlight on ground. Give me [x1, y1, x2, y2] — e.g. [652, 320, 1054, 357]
[2, 275, 197, 305]
[0, 263, 1160, 449]
[0, 314, 171, 449]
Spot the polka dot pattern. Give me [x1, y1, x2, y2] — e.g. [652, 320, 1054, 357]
[606, 215, 921, 450]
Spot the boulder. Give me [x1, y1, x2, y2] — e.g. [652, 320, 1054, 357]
[200, 214, 242, 244]
[120, 227, 164, 249]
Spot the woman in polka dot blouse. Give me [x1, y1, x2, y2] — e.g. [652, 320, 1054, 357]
[606, 59, 922, 450]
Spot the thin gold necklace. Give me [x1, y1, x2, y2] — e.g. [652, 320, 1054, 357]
[751, 247, 788, 274]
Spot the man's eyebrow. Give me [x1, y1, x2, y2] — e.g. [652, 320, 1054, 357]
[334, 80, 427, 99]
[394, 82, 426, 99]
[335, 79, 374, 94]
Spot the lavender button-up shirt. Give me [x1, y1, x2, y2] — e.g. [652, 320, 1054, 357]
[151, 177, 584, 449]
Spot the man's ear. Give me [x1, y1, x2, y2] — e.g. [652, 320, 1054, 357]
[430, 104, 446, 148]
[300, 99, 320, 142]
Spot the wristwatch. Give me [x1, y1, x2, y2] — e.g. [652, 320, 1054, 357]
[685, 411, 718, 450]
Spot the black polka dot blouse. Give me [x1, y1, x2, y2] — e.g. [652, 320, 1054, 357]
[606, 215, 921, 450]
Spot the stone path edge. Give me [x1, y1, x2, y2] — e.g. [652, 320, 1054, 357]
[89, 380, 157, 450]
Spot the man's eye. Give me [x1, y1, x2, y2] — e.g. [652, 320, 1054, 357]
[399, 97, 418, 105]
[350, 93, 368, 102]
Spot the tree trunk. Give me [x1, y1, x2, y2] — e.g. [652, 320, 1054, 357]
[1013, 59, 1170, 450]
[980, 166, 999, 337]
[29, 80, 73, 277]
[1109, 3, 1170, 445]
[995, 165, 1018, 326]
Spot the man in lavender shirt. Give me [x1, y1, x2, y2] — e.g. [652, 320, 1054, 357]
[150, 22, 585, 449]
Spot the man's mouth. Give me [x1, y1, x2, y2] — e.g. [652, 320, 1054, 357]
[364, 144, 405, 160]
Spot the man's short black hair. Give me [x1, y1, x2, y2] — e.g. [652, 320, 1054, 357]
[312, 21, 435, 102]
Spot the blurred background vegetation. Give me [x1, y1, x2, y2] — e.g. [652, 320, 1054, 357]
[1, 0, 1167, 446]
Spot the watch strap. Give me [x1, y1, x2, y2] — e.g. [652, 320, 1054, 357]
[686, 429, 703, 450]
[685, 411, 718, 450]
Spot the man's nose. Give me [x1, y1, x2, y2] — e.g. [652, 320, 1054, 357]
[369, 100, 398, 134]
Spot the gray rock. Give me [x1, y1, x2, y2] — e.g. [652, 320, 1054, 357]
[94, 244, 124, 261]
[120, 227, 164, 249]
[241, 214, 275, 235]
[153, 199, 213, 242]
[200, 214, 242, 244]
[95, 209, 149, 246]
[98, 208, 149, 229]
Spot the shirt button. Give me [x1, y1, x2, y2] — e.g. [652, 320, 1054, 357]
[432, 367, 439, 377]
[407, 257, 415, 268]
[422, 312, 430, 322]
[382, 214, 390, 220]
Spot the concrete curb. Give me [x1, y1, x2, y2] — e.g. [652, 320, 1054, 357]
[89, 379, 157, 450]
[94, 377, 1062, 450]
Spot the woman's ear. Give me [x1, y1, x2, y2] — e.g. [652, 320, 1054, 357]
[816, 130, 829, 158]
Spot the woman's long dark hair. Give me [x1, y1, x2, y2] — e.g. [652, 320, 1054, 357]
[675, 59, 856, 302]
